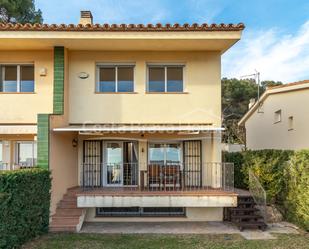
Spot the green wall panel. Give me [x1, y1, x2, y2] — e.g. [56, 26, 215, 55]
[37, 46, 65, 168]
[37, 114, 50, 169]
[53, 46, 65, 115]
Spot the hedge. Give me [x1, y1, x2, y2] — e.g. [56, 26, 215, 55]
[222, 151, 246, 189]
[223, 149, 293, 204]
[285, 150, 309, 231]
[224, 149, 309, 231]
[0, 168, 51, 249]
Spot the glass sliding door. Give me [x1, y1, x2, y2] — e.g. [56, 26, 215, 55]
[104, 142, 123, 186]
[83, 140, 139, 187]
[148, 142, 182, 189]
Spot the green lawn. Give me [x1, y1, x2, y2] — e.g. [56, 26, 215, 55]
[22, 233, 309, 249]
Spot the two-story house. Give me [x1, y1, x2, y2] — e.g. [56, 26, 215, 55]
[239, 80, 309, 150]
[0, 11, 244, 232]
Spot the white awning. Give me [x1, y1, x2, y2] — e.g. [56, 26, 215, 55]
[53, 124, 224, 133]
[0, 125, 37, 134]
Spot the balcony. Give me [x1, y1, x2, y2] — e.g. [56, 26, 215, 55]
[77, 162, 236, 208]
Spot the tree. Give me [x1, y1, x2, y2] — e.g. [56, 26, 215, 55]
[222, 78, 282, 143]
[0, 0, 43, 24]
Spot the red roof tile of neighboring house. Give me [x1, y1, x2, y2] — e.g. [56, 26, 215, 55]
[268, 80, 309, 90]
[0, 22, 245, 32]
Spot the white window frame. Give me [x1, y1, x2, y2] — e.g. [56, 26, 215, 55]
[288, 116, 294, 131]
[0, 140, 2, 163]
[274, 110, 282, 124]
[146, 64, 185, 93]
[96, 63, 135, 93]
[15, 141, 37, 167]
[0, 64, 35, 93]
[148, 141, 183, 167]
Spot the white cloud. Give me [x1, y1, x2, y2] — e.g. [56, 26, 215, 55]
[222, 21, 309, 83]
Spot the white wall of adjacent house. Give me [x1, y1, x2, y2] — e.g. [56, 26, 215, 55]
[245, 88, 309, 150]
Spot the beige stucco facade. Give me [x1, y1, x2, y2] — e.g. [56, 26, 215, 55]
[0, 20, 244, 223]
[68, 51, 221, 125]
[239, 83, 309, 150]
[0, 50, 54, 123]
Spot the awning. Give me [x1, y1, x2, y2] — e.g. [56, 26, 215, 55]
[0, 125, 37, 134]
[53, 124, 224, 133]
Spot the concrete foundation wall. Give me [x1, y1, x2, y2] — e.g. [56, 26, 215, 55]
[84, 207, 223, 222]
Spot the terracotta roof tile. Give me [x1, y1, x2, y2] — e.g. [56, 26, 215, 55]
[0, 22, 245, 32]
[269, 80, 309, 89]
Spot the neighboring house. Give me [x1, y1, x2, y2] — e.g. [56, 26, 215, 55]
[238, 80, 309, 150]
[0, 11, 244, 231]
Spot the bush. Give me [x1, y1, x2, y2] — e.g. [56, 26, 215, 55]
[0, 168, 51, 249]
[242, 150, 293, 204]
[222, 152, 247, 189]
[285, 150, 309, 231]
[224, 149, 309, 231]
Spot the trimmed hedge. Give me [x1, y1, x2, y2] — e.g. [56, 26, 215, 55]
[223, 150, 293, 204]
[0, 168, 51, 249]
[224, 149, 309, 231]
[285, 150, 309, 231]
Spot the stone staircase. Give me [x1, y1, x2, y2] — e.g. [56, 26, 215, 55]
[50, 188, 86, 232]
[228, 195, 267, 231]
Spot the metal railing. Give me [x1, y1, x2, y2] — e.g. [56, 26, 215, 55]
[249, 170, 267, 222]
[0, 163, 37, 171]
[82, 162, 234, 192]
[0, 163, 9, 171]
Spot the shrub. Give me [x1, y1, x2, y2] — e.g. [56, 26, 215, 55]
[0, 168, 51, 249]
[222, 152, 247, 189]
[223, 150, 293, 203]
[242, 150, 293, 204]
[285, 150, 309, 231]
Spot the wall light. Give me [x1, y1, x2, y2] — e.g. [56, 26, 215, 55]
[72, 139, 78, 148]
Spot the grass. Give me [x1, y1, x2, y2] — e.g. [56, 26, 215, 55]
[22, 233, 309, 249]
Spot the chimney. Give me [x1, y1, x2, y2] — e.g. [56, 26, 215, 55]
[79, 11, 93, 25]
[248, 98, 256, 109]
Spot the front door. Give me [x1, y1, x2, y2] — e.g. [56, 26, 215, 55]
[104, 142, 123, 186]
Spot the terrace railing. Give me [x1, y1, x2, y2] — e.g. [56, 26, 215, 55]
[249, 169, 267, 222]
[82, 162, 234, 192]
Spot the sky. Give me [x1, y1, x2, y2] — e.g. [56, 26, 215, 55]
[35, 0, 309, 83]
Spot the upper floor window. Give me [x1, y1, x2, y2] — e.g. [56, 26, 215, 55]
[288, 116, 294, 130]
[96, 65, 134, 93]
[147, 65, 184, 93]
[274, 110, 282, 123]
[0, 65, 34, 93]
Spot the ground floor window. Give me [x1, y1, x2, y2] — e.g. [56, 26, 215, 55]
[96, 207, 185, 217]
[15, 141, 37, 167]
[0, 141, 2, 168]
